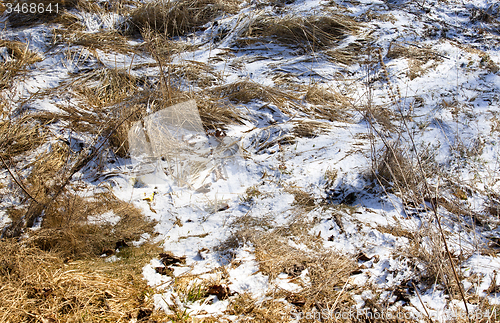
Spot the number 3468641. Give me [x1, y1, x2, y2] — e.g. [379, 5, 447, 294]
[5, 2, 60, 14]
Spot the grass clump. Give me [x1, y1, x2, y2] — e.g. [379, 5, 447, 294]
[0, 239, 167, 322]
[292, 120, 331, 138]
[239, 13, 360, 51]
[128, 0, 241, 37]
[31, 191, 156, 259]
[386, 41, 444, 80]
[210, 80, 300, 113]
[0, 116, 48, 158]
[219, 214, 356, 317]
[5, 0, 79, 28]
[0, 40, 43, 89]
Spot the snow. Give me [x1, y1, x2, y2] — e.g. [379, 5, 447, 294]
[2, 0, 500, 320]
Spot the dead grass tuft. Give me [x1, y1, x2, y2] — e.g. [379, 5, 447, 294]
[239, 13, 360, 51]
[210, 80, 300, 113]
[25, 141, 69, 203]
[302, 85, 354, 121]
[402, 229, 467, 298]
[226, 293, 292, 322]
[286, 187, 316, 209]
[374, 144, 418, 194]
[220, 214, 356, 316]
[71, 67, 139, 108]
[251, 225, 356, 313]
[292, 120, 331, 138]
[0, 239, 167, 322]
[139, 30, 201, 59]
[0, 40, 43, 89]
[386, 42, 444, 80]
[170, 60, 223, 88]
[128, 0, 240, 37]
[30, 190, 156, 259]
[0, 116, 48, 158]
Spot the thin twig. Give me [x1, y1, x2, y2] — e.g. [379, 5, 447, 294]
[0, 154, 41, 204]
[412, 282, 434, 323]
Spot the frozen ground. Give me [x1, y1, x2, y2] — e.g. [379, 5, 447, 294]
[1, 0, 500, 321]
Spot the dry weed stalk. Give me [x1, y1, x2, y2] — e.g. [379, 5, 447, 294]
[364, 47, 472, 320]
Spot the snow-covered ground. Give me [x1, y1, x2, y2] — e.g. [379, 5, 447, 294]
[1, 0, 500, 321]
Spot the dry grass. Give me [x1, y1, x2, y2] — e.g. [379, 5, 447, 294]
[0, 40, 43, 89]
[6, 0, 78, 28]
[254, 229, 356, 312]
[25, 141, 69, 203]
[128, 0, 241, 37]
[300, 84, 355, 121]
[325, 40, 370, 65]
[226, 293, 292, 322]
[71, 67, 139, 108]
[170, 60, 223, 88]
[54, 29, 141, 55]
[0, 116, 48, 158]
[139, 30, 201, 59]
[238, 13, 360, 51]
[0, 239, 168, 322]
[402, 228, 468, 298]
[219, 213, 357, 318]
[373, 144, 419, 195]
[292, 120, 331, 138]
[6, 190, 156, 259]
[386, 41, 444, 80]
[210, 80, 300, 113]
[106, 87, 245, 156]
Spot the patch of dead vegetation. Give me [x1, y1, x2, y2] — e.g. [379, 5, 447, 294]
[71, 66, 139, 108]
[6, 190, 156, 259]
[372, 143, 419, 196]
[285, 187, 316, 209]
[0, 40, 43, 89]
[0, 116, 48, 158]
[386, 41, 444, 80]
[400, 228, 469, 299]
[170, 60, 223, 88]
[302, 84, 354, 121]
[226, 293, 292, 322]
[219, 213, 357, 317]
[128, 0, 241, 37]
[292, 120, 331, 138]
[210, 80, 300, 113]
[54, 29, 141, 55]
[238, 13, 360, 51]
[0, 239, 167, 322]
